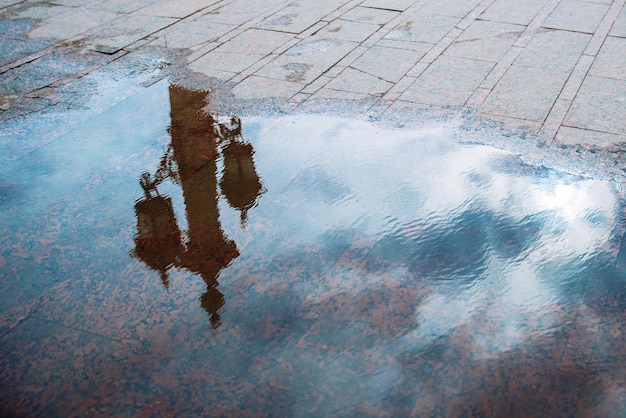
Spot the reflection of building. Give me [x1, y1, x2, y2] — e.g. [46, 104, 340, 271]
[132, 86, 264, 329]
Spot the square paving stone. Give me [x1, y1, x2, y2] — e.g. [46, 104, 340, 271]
[542, 0, 609, 34]
[555, 126, 626, 150]
[444, 20, 524, 62]
[479, 0, 550, 25]
[137, 0, 220, 18]
[152, 18, 235, 49]
[513, 29, 591, 72]
[564, 75, 626, 135]
[361, 0, 417, 12]
[480, 65, 570, 122]
[383, 12, 460, 44]
[27, 7, 121, 39]
[191, 50, 265, 73]
[316, 19, 381, 43]
[350, 45, 424, 83]
[399, 55, 494, 107]
[419, 0, 483, 18]
[324, 67, 393, 95]
[231, 75, 304, 99]
[214, 28, 294, 55]
[339, 5, 400, 25]
[254, 37, 359, 84]
[589, 36, 626, 81]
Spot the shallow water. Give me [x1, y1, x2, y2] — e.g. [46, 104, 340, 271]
[1, 80, 625, 416]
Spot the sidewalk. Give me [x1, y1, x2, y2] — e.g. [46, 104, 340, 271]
[1, 0, 625, 153]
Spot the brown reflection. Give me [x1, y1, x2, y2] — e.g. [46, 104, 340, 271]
[132, 85, 264, 329]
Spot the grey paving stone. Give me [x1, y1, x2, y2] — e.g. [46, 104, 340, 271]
[0, 0, 25, 7]
[214, 28, 293, 55]
[383, 12, 459, 44]
[564, 76, 626, 135]
[199, 0, 284, 26]
[27, 8, 121, 39]
[480, 65, 570, 122]
[513, 29, 591, 72]
[254, 37, 359, 84]
[339, 5, 400, 25]
[0, 36, 50, 67]
[152, 18, 235, 49]
[399, 55, 494, 107]
[231, 75, 303, 99]
[555, 126, 626, 149]
[609, 5, 626, 37]
[479, 0, 550, 25]
[325, 66, 392, 95]
[192, 50, 266, 73]
[350, 45, 424, 83]
[92, 0, 157, 14]
[1, 2, 73, 19]
[137, 0, 220, 18]
[257, 0, 350, 34]
[542, 0, 609, 34]
[360, 0, 418, 12]
[317, 19, 380, 43]
[589, 36, 626, 80]
[85, 13, 177, 53]
[419, 0, 482, 18]
[444, 20, 524, 62]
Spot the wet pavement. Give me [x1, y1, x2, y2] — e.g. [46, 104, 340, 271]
[1, 0, 626, 417]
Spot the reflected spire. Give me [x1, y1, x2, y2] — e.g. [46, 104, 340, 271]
[131, 85, 264, 329]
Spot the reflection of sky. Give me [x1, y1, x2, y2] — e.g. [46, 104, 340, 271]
[214, 114, 622, 414]
[1, 76, 624, 415]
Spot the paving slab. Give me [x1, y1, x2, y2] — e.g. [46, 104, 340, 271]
[480, 65, 571, 122]
[316, 19, 380, 43]
[479, 0, 550, 25]
[325, 66, 393, 95]
[542, 0, 609, 33]
[360, 0, 418, 12]
[399, 55, 494, 107]
[349, 44, 424, 83]
[27, 7, 121, 39]
[444, 20, 524, 62]
[339, 5, 400, 25]
[383, 12, 460, 44]
[555, 126, 626, 150]
[564, 76, 626, 135]
[419, 0, 483, 18]
[91, 0, 158, 14]
[513, 28, 591, 72]
[136, 0, 219, 18]
[151, 18, 235, 49]
[610, 5, 626, 36]
[256, 0, 351, 33]
[254, 36, 359, 84]
[589, 35, 626, 80]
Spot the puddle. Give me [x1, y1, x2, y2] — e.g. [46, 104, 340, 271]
[1, 79, 626, 416]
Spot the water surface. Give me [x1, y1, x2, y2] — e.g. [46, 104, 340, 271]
[1, 80, 625, 416]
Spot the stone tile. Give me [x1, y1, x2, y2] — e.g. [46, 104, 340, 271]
[0, 36, 50, 68]
[542, 0, 609, 33]
[254, 37, 359, 84]
[560, 54, 594, 100]
[383, 12, 459, 44]
[187, 65, 236, 81]
[256, 0, 351, 34]
[137, 0, 219, 18]
[231, 75, 303, 99]
[513, 29, 591, 72]
[324, 67, 393, 95]
[564, 75, 626, 135]
[1, 2, 73, 19]
[419, 0, 482, 18]
[480, 65, 570, 122]
[610, 5, 626, 37]
[360, 0, 418, 12]
[214, 28, 294, 55]
[198, 0, 284, 26]
[589, 36, 626, 80]
[27, 7, 121, 39]
[376, 38, 433, 52]
[555, 126, 626, 149]
[479, 0, 550, 25]
[316, 19, 381, 43]
[84, 13, 177, 53]
[152, 19, 235, 49]
[399, 55, 494, 107]
[350, 45, 424, 83]
[444, 20, 524, 62]
[92, 0, 156, 14]
[339, 5, 400, 25]
[191, 50, 266, 73]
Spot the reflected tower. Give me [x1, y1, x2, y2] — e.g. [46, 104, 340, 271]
[132, 85, 264, 329]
